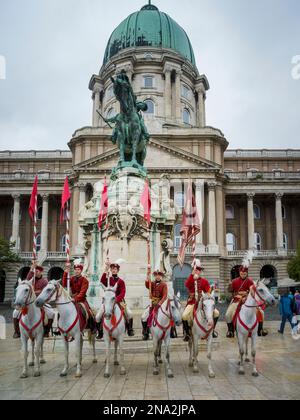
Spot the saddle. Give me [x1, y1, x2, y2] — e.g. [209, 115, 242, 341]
[75, 302, 96, 333]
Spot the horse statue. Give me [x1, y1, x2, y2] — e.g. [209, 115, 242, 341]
[187, 292, 216, 378]
[103, 70, 150, 170]
[96, 283, 126, 378]
[36, 280, 97, 378]
[150, 285, 182, 378]
[235, 279, 276, 376]
[14, 279, 46, 378]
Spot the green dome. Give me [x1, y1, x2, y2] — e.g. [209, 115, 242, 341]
[103, 3, 196, 66]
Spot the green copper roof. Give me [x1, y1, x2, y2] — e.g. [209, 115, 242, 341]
[103, 3, 196, 66]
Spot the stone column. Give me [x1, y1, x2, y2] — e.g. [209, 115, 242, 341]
[275, 193, 285, 255]
[11, 194, 21, 251]
[40, 194, 49, 253]
[196, 83, 206, 128]
[195, 180, 205, 248]
[247, 193, 255, 250]
[175, 70, 182, 122]
[92, 82, 103, 127]
[76, 184, 86, 255]
[208, 183, 218, 253]
[216, 184, 225, 253]
[164, 67, 172, 120]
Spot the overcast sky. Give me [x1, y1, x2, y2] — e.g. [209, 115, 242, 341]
[0, 0, 299, 151]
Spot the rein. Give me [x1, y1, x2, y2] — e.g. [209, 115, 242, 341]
[152, 299, 174, 340]
[193, 298, 215, 340]
[103, 303, 124, 342]
[244, 285, 266, 308]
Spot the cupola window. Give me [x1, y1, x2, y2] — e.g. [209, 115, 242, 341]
[144, 99, 155, 115]
[183, 108, 191, 125]
[144, 76, 154, 88]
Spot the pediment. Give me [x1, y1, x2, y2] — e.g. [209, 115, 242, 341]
[74, 139, 220, 172]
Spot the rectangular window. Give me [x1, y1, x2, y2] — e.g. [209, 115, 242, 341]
[144, 76, 153, 88]
[181, 85, 190, 100]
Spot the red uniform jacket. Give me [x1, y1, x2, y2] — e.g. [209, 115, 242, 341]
[230, 277, 254, 297]
[145, 280, 168, 306]
[62, 272, 89, 303]
[185, 275, 211, 305]
[100, 273, 126, 303]
[26, 271, 48, 297]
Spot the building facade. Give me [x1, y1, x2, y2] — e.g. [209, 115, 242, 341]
[1, 3, 300, 303]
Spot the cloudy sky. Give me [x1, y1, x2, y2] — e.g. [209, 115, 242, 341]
[0, 0, 299, 150]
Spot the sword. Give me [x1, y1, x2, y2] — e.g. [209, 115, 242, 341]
[96, 110, 113, 129]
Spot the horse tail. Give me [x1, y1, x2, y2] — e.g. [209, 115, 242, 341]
[88, 329, 92, 345]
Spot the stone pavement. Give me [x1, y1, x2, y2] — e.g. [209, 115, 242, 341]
[0, 322, 299, 400]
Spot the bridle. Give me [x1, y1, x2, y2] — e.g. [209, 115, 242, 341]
[244, 285, 267, 308]
[193, 296, 215, 340]
[152, 298, 178, 340]
[102, 289, 124, 341]
[16, 283, 36, 309]
[43, 283, 73, 307]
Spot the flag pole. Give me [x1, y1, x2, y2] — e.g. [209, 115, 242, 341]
[66, 200, 71, 294]
[188, 174, 198, 303]
[33, 188, 38, 288]
[147, 222, 152, 300]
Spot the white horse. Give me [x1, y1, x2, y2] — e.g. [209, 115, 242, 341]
[96, 284, 126, 378]
[188, 293, 216, 378]
[150, 287, 182, 378]
[14, 279, 45, 378]
[36, 280, 97, 378]
[236, 279, 276, 376]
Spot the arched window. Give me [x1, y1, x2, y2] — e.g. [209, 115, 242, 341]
[37, 206, 43, 221]
[174, 224, 182, 249]
[225, 205, 234, 219]
[36, 234, 41, 252]
[106, 108, 116, 119]
[61, 235, 67, 253]
[183, 108, 191, 125]
[254, 204, 261, 219]
[283, 233, 288, 250]
[144, 99, 154, 114]
[282, 205, 286, 219]
[226, 233, 236, 252]
[254, 232, 262, 251]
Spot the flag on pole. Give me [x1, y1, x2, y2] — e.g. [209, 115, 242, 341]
[177, 181, 201, 268]
[140, 179, 151, 225]
[28, 176, 38, 221]
[60, 177, 71, 223]
[98, 177, 108, 230]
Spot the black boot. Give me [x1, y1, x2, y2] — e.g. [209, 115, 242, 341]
[258, 322, 268, 337]
[170, 326, 177, 339]
[226, 323, 234, 338]
[127, 319, 135, 337]
[212, 317, 219, 338]
[13, 318, 20, 339]
[44, 319, 53, 338]
[182, 320, 191, 342]
[142, 321, 150, 341]
[96, 322, 103, 340]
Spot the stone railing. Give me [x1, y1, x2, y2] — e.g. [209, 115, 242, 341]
[0, 151, 71, 159]
[0, 173, 68, 181]
[224, 171, 300, 181]
[225, 150, 300, 158]
[19, 252, 67, 260]
[227, 250, 295, 258]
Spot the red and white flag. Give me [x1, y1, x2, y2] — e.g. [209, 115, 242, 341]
[140, 179, 151, 225]
[98, 177, 108, 229]
[60, 177, 71, 223]
[28, 176, 38, 221]
[177, 181, 201, 267]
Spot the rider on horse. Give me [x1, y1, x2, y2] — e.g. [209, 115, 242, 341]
[13, 261, 55, 338]
[225, 265, 254, 338]
[97, 261, 135, 339]
[226, 265, 268, 338]
[182, 262, 219, 342]
[141, 270, 168, 341]
[62, 262, 99, 335]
